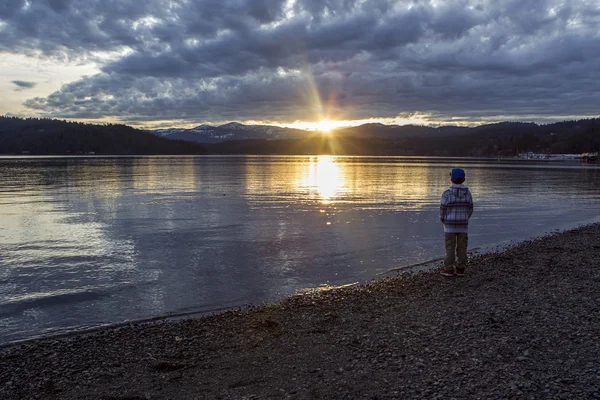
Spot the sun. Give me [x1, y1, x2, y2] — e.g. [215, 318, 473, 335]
[316, 119, 337, 133]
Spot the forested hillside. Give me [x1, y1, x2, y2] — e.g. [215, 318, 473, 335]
[205, 119, 600, 157]
[1, 116, 599, 156]
[0, 117, 206, 155]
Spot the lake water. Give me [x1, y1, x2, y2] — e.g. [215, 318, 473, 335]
[1, 155, 600, 344]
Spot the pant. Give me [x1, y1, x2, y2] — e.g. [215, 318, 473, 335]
[444, 233, 468, 270]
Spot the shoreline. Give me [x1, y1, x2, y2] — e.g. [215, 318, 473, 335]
[0, 225, 566, 350]
[0, 244, 483, 351]
[1, 224, 600, 399]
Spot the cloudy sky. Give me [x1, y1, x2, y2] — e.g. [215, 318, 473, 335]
[1, 0, 600, 129]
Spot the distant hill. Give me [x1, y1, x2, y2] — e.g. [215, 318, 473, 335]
[1, 116, 599, 156]
[0, 116, 206, 155]
[334, 123, 469, 139]
[202, 119, 600, 157]
[148, 122, 307, 143]
[147, 122, 470, 143]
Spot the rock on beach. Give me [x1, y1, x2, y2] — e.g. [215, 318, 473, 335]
[1, 224, 599, 399]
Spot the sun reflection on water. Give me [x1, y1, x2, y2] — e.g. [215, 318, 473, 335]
[305, 155, 345, 204]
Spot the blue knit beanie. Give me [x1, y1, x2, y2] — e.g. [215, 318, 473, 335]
[451, 168, 466, 181]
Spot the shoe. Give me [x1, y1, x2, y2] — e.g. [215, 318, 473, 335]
[455, 270, 465, 277]
[440, 269, 455, 277]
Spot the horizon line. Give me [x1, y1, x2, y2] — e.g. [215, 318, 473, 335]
[3, 114, 600, 133]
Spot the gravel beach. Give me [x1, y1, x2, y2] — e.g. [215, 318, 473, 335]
[1, 224, 599, 399]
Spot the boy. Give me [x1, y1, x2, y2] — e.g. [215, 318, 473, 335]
[439, 168, 473, 277]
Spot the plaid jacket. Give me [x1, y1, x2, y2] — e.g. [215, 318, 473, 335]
[440, 184, 473, 233]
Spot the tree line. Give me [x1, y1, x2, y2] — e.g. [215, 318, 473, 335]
[1, 116, 598, 156]
[0, 116, 206, 155]
[206, 119, 600, 157]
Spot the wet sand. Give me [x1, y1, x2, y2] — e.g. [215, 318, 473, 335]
[1, 224, 599, 399]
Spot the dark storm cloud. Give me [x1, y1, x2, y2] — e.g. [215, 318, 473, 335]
[6, 0, 600, 124]
[11, 80, 36, 90]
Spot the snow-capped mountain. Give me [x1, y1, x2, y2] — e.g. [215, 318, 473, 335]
[151, 128, 188, 137]
[147, 122, 306, 143]
[147, 121, 471, 144]
[218, 122, 247, 130]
